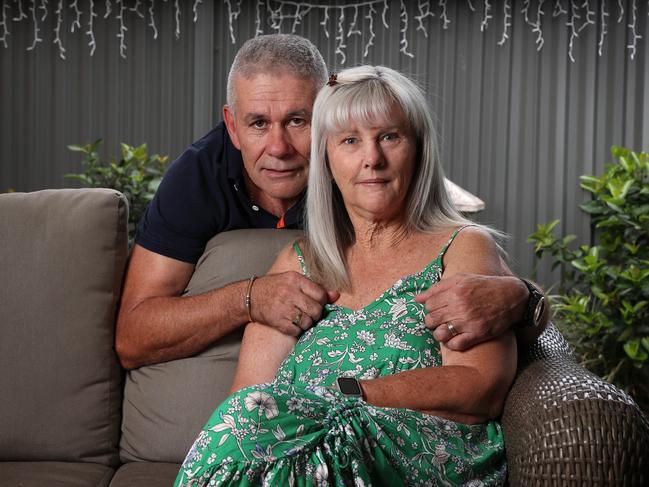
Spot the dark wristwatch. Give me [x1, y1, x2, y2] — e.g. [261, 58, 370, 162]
[519, 278, 546, 328]
[336, 377, 364, 398]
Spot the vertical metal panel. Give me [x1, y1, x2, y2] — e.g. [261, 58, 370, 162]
[0, 1, 197, 191]
[1, 0, 647, 287]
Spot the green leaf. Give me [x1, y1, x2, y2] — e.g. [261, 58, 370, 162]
[67, 144, 87, 152]
[562, 235, 577, 246]
[619, 155, 634, 172]
[642, 337, 649, 354]
[624, 339, 649, 361]
[580, 200, 606, 214]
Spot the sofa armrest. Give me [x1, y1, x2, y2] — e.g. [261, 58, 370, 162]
[502, 323, 649, 485]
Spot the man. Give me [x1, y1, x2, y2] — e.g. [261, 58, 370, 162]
[116, 34, 548, 370]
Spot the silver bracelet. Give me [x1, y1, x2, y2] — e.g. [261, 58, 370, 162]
[244, 274, 257, 323]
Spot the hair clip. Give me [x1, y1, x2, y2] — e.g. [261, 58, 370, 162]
[327, 74, 338, 86]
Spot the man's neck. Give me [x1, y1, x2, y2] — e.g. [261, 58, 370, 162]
[243, 172, 298, 218]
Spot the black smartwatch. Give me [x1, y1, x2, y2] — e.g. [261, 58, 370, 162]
[336, 377, 364, 398]
[519, 278, 546, 328]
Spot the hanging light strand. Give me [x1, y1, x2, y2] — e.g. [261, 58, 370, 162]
[69, 0, 81, 33]
[0, 0, 9, 48]
[415, 0, 434, 38]
[26, 0, 41, 50]
[480, 0, 492, 32]
[86, 0, 96, 55]
[116, 0, 126, 59]
[627, 0, 641, 60]
[148, 0, 158, 39]
[13, 0, 27, 21]
[363, 3, 376, 57]
[498, 0, 511, 46]
[1, 0, 646, 64]
[399, 0, 414, 56]
[38, 0, 46, 21]
[533, 0, 546, 51]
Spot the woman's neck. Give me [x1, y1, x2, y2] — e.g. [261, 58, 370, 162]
[349, 217, 410, 253]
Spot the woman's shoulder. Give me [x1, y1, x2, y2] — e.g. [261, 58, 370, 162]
[450, 224, 497, 249]
[437, 224, 505, 275]
[267, 237, 307, 275]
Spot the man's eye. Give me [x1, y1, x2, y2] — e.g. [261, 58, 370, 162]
[251, 120, 267, 129]
[288, 118, 306, 127]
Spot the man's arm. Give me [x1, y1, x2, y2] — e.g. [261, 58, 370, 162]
[115, 244, 334, 369]
[414, 255, 550, 351]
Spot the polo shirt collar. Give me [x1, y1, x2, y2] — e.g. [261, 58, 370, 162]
[224, 130, 245, 186]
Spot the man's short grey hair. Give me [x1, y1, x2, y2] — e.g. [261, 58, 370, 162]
[305, 65, 489, 290]
[226, 34, 328, 110]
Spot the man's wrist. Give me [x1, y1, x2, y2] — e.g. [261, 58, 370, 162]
[517, 278, 546, 329]
[244, 274, 257, 322]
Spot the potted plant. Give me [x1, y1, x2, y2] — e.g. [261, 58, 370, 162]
[66, 140, 169, 244]
[528, 146, 649, 412]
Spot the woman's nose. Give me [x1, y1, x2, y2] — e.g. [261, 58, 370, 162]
[363, 142, 385, 168]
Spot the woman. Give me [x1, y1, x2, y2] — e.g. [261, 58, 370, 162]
[175, 66, 517, 486]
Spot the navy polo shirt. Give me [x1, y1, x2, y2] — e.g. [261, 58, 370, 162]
[135, 121, 305, 264]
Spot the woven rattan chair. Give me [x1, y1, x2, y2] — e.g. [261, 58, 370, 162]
[502, 323, 649, 486]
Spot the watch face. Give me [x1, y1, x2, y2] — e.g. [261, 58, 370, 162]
[336, 377, 362, 396]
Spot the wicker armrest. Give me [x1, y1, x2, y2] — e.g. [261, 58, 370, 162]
[502, 323, 649, 486]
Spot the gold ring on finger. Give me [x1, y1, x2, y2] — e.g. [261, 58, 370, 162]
[447, 322, 459, 337]
[292, 309, 302, 326]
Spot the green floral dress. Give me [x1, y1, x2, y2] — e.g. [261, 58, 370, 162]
[175, 228, 506, 486]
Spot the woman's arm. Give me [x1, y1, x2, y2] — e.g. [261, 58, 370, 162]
[229, 243, 304, 394]
[359, 227, 518, 423]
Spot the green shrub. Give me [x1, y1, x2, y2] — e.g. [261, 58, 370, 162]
[528, 145, 649, 412]
[66, 140, 169, 243]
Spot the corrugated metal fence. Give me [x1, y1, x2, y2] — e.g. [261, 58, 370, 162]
[1, 0, 647, 286]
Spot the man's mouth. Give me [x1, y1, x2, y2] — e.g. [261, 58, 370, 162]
[263, 167, 302, 178]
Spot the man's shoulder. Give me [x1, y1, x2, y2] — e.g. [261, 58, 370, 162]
[180, 121, 234, 165]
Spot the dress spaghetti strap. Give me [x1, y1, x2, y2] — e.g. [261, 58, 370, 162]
[291, 242, 311, 278]
[435, 224, 475, 262]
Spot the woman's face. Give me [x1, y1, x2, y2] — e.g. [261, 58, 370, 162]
[326, 104, 417, 223]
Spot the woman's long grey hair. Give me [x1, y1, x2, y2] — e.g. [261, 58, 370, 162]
[305, 65, 479, 291]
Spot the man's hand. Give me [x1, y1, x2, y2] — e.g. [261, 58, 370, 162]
[414, 273, 528, 351]
[250, 271, 339, 336]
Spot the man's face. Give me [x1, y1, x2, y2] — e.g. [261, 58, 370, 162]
[224, 73, 317, 214]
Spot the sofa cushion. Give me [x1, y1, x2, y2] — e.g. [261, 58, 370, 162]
[119, 228, 302, 463]
[0, 189, 128, 467]
[0, 462, 115, 487]
[108, 462, 180, 487]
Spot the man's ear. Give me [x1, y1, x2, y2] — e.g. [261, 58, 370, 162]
[223, 105, 241, 150]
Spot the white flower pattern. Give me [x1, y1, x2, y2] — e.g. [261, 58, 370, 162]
[243, 391, 279, 419]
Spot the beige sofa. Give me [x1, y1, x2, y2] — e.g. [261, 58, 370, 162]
[1, 188, 647, 486]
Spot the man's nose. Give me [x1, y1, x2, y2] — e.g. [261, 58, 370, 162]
[266, 125, 293, 158]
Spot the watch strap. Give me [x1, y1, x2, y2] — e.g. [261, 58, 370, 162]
[519, 278, 545, 328]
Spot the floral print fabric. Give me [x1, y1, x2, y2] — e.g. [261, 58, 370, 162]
[175, 228, 506, 486]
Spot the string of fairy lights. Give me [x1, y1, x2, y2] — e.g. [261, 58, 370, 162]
[0, 0, 645, 62]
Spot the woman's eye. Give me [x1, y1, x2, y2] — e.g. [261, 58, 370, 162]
[381, 133, 399, 142]
[342, 137, 357, 145]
